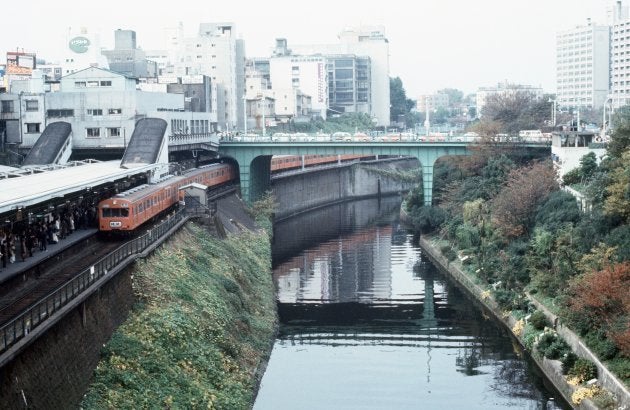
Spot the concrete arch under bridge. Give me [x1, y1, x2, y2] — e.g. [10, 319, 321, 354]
[218, 142, 473, 206]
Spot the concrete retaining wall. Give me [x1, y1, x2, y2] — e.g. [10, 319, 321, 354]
[272, 158, 419, 219]
[417, 236, 597, 410]
[0, 267, 135, 409]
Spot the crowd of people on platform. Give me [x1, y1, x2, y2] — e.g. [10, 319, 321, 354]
[0, 203, 98, 272]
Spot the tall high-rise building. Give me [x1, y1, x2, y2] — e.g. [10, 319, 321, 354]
[556, 19, 610, 109]
[155, 22, 245, 132]
[609, 1, 630, 108]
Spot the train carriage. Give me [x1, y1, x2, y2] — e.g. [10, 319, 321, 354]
[98, 163, 235, 233]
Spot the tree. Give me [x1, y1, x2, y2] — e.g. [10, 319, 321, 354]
[390, 77, 414, 124]
[534, 190, 581, 233]
[437, 88, 464, 104]
[567, 262, 630, 356]
[579, 152, 598, 180]
[491, 161, 558, 238]
[603, 150, 630, 222]
[608, 108, 630, 159]
[481, 91, 551, 133]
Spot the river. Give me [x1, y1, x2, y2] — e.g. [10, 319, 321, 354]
[254, 196, 569, 410]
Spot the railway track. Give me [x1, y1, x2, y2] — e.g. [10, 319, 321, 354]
[0, 236, 122, 326]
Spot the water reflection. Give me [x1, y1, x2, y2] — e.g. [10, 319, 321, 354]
[255, 198, 568, 410]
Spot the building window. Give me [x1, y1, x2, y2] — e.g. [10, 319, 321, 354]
[47, 109, 74, 117]
[107, 127, 121, 137]
[87, 109, 103, 116]
[25, 123, 40, 133]
[108, 108, 122, 115]
[86, 128, 100, 138]
[100, 80, 112, 87]
[74, 81, 86, 88]
[87, 81, 99, 87]
[25, 100, 39, 111]
[1, 100, 14, 113]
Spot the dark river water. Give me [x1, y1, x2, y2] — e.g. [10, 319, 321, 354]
[254, 196, 569, 410]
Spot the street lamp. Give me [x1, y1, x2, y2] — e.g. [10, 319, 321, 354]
[424, 96, 431, 137]
[602, 97, 613, 137]
[259, 95, 266, 137]
[548, 97, 557, 127]
[243, 96, 248, 135]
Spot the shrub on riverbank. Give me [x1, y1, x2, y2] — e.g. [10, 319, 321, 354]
[404, 121, 630, 392]
[81, 223, 276, 409]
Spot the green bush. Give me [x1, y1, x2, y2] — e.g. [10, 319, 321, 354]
[584, 330, 619, 361]
[522, 324, 538, 351]
[455, 223, 481, 249]
[606, 358, 630, 385]
[494, 288, 527, 310]
[410, 206, 447, 234]
[591, 390, 619, 410]
[440, 245, 457, 261]
[562, 168, 581, 185]
[561, 352, 578, 374]
[529, 310, 549, 330]
[568, 358, 598, 381]
[543, 338, 570, 360]
[536, 332, 557, 355]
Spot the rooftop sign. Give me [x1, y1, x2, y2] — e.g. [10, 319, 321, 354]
[69, 36, 90, 54]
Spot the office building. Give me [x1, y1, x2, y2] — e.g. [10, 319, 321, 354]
[556, 20, 610, 109]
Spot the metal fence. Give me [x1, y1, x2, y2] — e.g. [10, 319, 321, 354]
[0, 209, 187, 354]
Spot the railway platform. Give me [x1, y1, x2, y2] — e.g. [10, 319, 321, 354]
[0, 228, 97, 287]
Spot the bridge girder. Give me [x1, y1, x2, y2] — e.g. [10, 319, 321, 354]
[218, 142, 548, 205]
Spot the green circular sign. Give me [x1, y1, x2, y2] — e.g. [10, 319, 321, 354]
[69, 36, 90, 54]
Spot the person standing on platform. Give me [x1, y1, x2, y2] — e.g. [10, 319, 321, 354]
[20, 233, 27, 262]
[0, 232, 6, 269]
[39, 225, 47, 251]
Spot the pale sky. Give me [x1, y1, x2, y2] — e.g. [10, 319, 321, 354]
[1, 0, 611, 98]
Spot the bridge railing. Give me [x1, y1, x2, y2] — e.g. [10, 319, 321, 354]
[169, 133, 219, 146]
[0, 209, 187, 355]
[219, 134, 551, 145]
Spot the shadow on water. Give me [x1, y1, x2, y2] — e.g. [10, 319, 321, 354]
[271, 195, 403, 267]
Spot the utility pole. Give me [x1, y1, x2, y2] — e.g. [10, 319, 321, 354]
[424, 96, 431, 137]
[243, 96, 247, 135]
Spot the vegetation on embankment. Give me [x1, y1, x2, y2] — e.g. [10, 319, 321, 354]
[404, 117, 630, 407]
[81, 222, 276, 409]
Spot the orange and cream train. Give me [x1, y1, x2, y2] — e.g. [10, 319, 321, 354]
[270, 154, 373, 173]
[98, 163, 235, 232]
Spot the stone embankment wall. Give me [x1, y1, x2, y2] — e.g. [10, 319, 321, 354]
[0, 267, 135, 409]
[417, 236, 622, 410]
[272, 158, 419, 219]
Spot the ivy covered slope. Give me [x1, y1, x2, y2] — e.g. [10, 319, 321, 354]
[81, 223, 276, 409]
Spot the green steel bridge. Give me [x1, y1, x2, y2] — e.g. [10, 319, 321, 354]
[218, 140, 550, 205]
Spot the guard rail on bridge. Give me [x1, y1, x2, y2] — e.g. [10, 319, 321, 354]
[169, 134, 219, 153]
[0, 208, 188, 361]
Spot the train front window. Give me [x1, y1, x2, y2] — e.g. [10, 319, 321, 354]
[102, 208, 129, 218]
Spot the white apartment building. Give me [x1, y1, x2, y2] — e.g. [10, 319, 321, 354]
[155, 23, 245, 132]
[556, 20, 610, 109]
[288, 26, 390, 127]
[609, 16, 630, 108]
[269, 55, 328, 119]
[476, 81, 544, 117]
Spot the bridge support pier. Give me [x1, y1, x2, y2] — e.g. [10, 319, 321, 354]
[422, 164, 434, 206]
